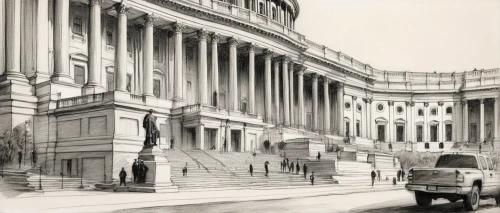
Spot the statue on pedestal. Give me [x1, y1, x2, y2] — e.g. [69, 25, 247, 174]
[143, 109, 159, 147]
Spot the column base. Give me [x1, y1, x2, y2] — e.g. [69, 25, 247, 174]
[30, 73, 51, 85]
[324, 130, 331, 135]
[172, 98, 187, 108]
[51, 74, 74, 84]
[83, 84, 106, 95]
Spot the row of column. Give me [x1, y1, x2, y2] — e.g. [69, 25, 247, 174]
[461, 98, 499, 143]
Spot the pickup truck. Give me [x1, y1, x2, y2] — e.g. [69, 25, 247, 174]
[406, 153, 500, 211]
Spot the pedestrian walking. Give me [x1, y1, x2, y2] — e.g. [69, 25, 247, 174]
[317, 152, 321, 161]
[310, 172, 315, 185]
[132, 159, 138, 183]
[264, 161, 269, 177]
[290, 161, 295, 174]
[31, 149, 37, 167]
[393, 177, 397, 185]
[401, 169, 405, 181]
[397, 169, 402, 182]
[303, 163, 308, 180]
[119, 167, 127, 186]
[183, 162, 188, 177]
[389, 143, 393, 152]
[249, 164, 253, 176]
[377, 169, 381, 182]
[285, 158, 290, 172]
[296, 160, 300, 175]
[371, 170, 376, 187]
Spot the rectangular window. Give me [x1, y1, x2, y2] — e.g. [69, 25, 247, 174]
[74, 65, 85, 85]
[479, 157, 488, 170]
[430, 108, 437, 116]
[356, 121, 360, 137]
[445, 124, 452, 142]
[430, 125, 438, 142]
[126, 74, 132, 92]
[345, 122, 350, 136]
[107, 72, 114, 91]
[73, 17, 83, 36]
[154, 40, 160, 61]
[396, 125, 404, 142]
[153, 79, 161, 98]
[106, 29, 113, 46]
[127, 36, 132, 56]
[377, 125, 385, 142]
[416, 125, 423, 142]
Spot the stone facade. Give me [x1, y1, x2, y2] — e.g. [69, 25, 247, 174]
[0, 0, 498, 182]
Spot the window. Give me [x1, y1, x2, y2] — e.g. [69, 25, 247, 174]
[430, 107, 437, 116]
[154, 39, 160, 61]
[107, 72, 114, 91]
[241, 100, 248, 113]
[74, 65, 85, 85]
[377, 103, 384, 112]
[272, 8, 277, 20]
[377, 125, 385, 142]
[430, 125, 438, 142]
[435, 155, 478, 169]
[126, 74, 132, 92]
[439, 142, 444, 149]
[127, 35, 132, 56]
[445, 124, 452, 141]
[73, 17, 83, 36]
[479, 157, 488, 170]
[106, 25, 113, 45]
[357, 104, 362, 112]
[153, 79, 161, 98]
[446, 107, 452, 114]
[418, 109, 424, 116]
[344, 102, 351, 110]
[259, 3, 264, 14]
[396, 106, 404, 114]
[396, 125, 404, 142]
[425, 142, 429, 149]
[416, 125, 423, 142]
[488, 159, 494, 171]
[356, 121, 360, 137]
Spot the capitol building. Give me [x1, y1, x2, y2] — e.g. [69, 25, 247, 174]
[0, 0, 498, 182]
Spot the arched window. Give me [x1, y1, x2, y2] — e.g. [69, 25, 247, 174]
[259, 3, 264, 14]
[446, 107, 452, 114]
[241, 98, 248, 113]
[272, 7, 277, 20]
[418, 108, 424, 116]
[430, 107, 438, 116]
[219, 90, 226, 109]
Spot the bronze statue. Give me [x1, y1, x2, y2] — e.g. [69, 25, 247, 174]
[143, 109, 159, 147]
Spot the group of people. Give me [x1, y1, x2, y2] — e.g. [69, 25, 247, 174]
[370, 168, 406, 187]
[278, 158, 314, 185]
[397, 169, 405, 182]
[130, 159, 149, 184]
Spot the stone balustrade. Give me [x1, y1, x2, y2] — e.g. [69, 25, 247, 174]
[180, 103, 262, 120]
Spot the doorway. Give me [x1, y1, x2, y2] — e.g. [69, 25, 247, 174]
[430, 125, 438, 142]
[377, 125, 385, 142]
[249, 133, 257, 152]
[231, 130, 241, 152]
[356, 121, 360, 137]
[204, 129, 218, 150]
[345, 122, 350, 136]
[470, 123, 477, 143]
[186, 128, 196, 149]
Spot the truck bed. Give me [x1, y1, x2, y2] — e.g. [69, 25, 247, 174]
[412, 168, 457, 187]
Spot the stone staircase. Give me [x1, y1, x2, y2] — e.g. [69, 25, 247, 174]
[1, 169, 36, 192]
[26, 174, 95, 191]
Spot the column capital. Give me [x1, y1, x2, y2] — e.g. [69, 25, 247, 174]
[228, 37, 239, 46]
[281, 56, 291, 63]
[289, 62, 295, 70]
[297, 66, 307, 74]
[388, 100, 394, 106]
[405, 101, 411, 106]
[322, 76, 330, 85]
[211, 33, 220, 43]
[438, 101, 444, 106]
[90, 0, 103, 6]
[115, 3, 130, 15]
[311, 74, 319, 81]
[273, 60, 280, 66]
[424, 102, 429, 107]
[479, 98, 485, 104]
[462, 100, 468, 106]
[367, 98, 373, 104]
[264, 49, 274, 59]
[197, 28, 208, 40]
[362, 98, 368, 103]
[352, 96, 358, 101]
[173, 22, 186, 33]
[337, 82, 344, 88]
[143, 14, 157, 27]
[248, 42, 256, 52]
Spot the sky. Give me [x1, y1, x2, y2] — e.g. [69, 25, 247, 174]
[295, 0, 500, 73]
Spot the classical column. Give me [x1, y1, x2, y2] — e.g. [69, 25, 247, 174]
[352, 97, 358, 137]
[197, 29, 208, 104]
[143, 14, 156, 96]
[226, 125, 232, 152]
[454, 100, 462, 142]
[439, 101, 444, 142]
[494, 98, 499, 140]
[312, 74, 319, 132]
[35, 0, 50, 83]
[388, 101, 394, 142]
[480, 98, 485, 142]
[462, 100, 469, 142]
[337, 82, 345, 136]
[52, 0, 72, 82]
[423, 102, 429, 142]
[289, 63, 295, 127]
[274, 60, 280, 125]
[406, 101, 412, 142]
[3, 0, 21, 79]
[85, 0, 103, 91]
[367, 98, 373, 139]
[282, 57, 290, 126]
[323, 77, 330, 134]
[298, 67, 305, 129]
[173, 22, 186, 102]
[196, 124, 205, 150]
[264, 49, 273, 123]
[211, 34, 220, 107]
[248, 43, 255, 113]
[362, 98, 367, 138]
[228, 37, 239, 111]
[114, 4, 129, 92]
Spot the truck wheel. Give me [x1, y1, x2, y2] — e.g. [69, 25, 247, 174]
[495, 191, 500, 206]
[415, 191, 432, 207]
[463, 185, 480, 211]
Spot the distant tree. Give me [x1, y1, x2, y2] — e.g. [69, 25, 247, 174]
[0, 121, 33, 166]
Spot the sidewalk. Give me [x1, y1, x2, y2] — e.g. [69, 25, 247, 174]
[0, 182, 405, 213]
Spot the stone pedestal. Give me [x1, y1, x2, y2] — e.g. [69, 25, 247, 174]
[134, 146, 178, 193]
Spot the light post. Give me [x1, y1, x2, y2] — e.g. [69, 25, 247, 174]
[24, 120, 28, 166]
[60, 172, 64, 189]
[39, 167, 42, 190]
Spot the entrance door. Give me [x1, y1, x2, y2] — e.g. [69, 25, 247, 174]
[430, 125, 438, 142]
[82, 158, 105, 182]
[231, 130, 241, 152]
[377, 125, 385, 142]
[470, 123, 477, 143]
[485, 123, 492, 142]
[345, 122, 350, 136]
[249, 133, 257, 152]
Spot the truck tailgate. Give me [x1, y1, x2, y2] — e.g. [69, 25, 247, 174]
[413, 168, 457, 186]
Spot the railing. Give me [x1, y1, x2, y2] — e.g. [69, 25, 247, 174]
[181, 104, 262, 120]
[57, 92, 110, 108]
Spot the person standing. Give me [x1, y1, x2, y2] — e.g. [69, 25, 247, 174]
[290, 161, 295, 174]
[401, 169, 406, 181]
[143, 109, 159, 146]
[249, 164, 253, 176]
[317, 152, 321, 161]
[309, 172, 315, 185]
[264, 161, 269, 177]
[119, 167, 127, 186]
[296, 160, 300, 175]
[377, 169, 381, 182]
[371, 170, 377, 187]
[303, 163, 308, 180]
[397, 169, 402, 182]
[132, 159, 138, 183]
[17, 151, 22, 169]
[280, 161, 284, 173]
[138, 160, 149, 183]
[285, 158, 289, 172]
[31, 149, 37, 167]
